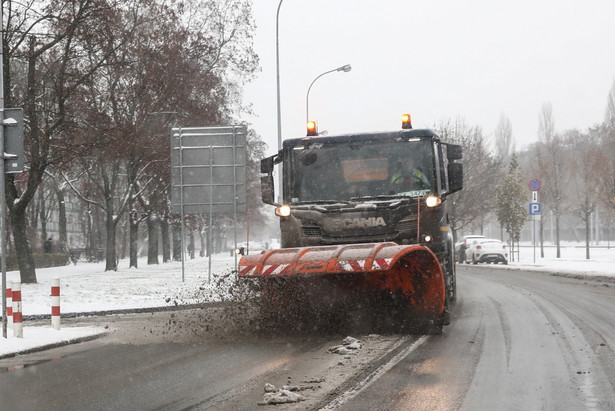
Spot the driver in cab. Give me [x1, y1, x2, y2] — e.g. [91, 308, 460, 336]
[390, 160, 430, 191]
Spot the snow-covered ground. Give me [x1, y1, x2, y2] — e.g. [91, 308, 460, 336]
[1, 243, 614, 358]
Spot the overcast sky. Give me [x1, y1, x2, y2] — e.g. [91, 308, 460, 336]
[242, 0, 615, 155]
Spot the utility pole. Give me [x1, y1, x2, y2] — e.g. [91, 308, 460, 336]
[1, 3, 7, 338]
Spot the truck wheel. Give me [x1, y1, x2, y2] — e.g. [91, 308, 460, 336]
[426, 322, 443, 335]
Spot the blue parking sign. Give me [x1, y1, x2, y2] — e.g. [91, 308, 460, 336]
[529, 202, 541, 215]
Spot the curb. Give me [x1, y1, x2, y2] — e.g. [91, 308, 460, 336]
[1, 301, 227, 322]
[0, 302, 229, 360]
[0, 331, 109, 360]
[456, 263, 615, 284]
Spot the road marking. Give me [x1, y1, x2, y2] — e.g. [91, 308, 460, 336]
[321, 335, 429, 409]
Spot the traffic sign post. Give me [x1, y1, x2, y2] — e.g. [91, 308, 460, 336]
[529, 202, 542, 263]
[1, 5, 25, 339]
[528, 179, 542, 264]
[1, 109, 24, 338]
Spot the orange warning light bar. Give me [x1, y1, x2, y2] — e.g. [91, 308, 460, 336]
[307, 121, 318, 136]
[402, 114, 412, 129]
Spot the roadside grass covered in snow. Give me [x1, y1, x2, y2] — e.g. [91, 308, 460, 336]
[4, 254, 239, 317]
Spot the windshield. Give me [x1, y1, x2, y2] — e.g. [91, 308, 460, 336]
[288, 138, 435, 203]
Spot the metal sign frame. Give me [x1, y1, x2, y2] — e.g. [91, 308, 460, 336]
[171, 126, 247, 214]
[170, 125, 247, 282]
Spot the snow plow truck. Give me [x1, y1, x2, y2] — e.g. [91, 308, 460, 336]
[239, 115, 463, 333]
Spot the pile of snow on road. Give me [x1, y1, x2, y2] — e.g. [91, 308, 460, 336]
[328, 336, 362, 355]
[259, 382, 305, 405]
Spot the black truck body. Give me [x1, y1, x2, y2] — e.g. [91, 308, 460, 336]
[260, 127, 463, 307]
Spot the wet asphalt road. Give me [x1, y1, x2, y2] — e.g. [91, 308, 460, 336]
[338, 265, 615, 410]
[1, 265, 614, 410]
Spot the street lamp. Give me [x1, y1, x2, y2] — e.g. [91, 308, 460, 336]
[275, 0, 284, 203]
[306, 64, 352, 123]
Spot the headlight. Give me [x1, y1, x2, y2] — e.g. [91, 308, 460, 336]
[275, 204, 291, 217]
[425, 195, 442, 207]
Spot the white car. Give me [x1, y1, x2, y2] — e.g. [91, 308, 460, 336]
[455, 235, 486, 263]
[465, 238, 508, 265]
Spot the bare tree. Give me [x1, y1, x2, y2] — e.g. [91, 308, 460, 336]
[600, 81, 615, 245]
[532, 102, 566, 257]
[494, 113, 515, 163]
[605, 80, 615, 130]
[568, 129, 603, 259]
[435, 117, 501, 241]
[3, 0, 144, 282]
[107, 0, 259, 267]
[538, 102, 556, 144]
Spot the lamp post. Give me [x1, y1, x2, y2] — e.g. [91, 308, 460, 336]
[275, 0, 284, 203]
[306, 64, 352, 123]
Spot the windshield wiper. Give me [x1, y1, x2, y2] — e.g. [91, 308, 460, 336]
[294, 200, 349, 205]
[350, 195, 409, 201]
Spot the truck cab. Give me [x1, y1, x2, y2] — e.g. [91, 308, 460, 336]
[260, 119, 463, 305]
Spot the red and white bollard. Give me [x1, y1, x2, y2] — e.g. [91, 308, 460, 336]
[51, 278, 61, 330]
[12, 281, 23, 338]
[6, 286, 12, 328]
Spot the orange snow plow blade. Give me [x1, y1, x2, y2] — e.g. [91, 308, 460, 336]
[239, 242, 445, 322]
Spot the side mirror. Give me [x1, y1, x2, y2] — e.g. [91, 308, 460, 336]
[446, 144, 463, 161]
[261, 156, 275, 174]
[447, 163, 463, 193]
[261, 175, 275, 205]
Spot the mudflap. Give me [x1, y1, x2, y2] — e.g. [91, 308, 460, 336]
[239, 243, 446, 334]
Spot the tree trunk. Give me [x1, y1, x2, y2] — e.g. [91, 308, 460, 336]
[539, 214, 544, 258]
[28, 199, 38, 247]
[120, 219, 127, 260]
[10, 206, 37, 283]
[555, 213, 561, 258]
[200, 229, 206, 257]
[585, 211, 591, 260]
[86, 208, 94, 260]
[129, 209, 138, 268]
[147, 212, 159, 265]
[56, 187, 68, 251]
[172, 221, 182, 261]
[7, 36, 39, 283]
[161, 217, 170, 263]
[206, 228, 212, 257]
[38, 188, 47, 248]
[188, 230, 195, 259]
[105, 209, 117, 271]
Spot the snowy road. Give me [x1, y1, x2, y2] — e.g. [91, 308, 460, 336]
[337, 265, 615, 410]
[0, 309, 420, 410]
[2, 265, 615, 410]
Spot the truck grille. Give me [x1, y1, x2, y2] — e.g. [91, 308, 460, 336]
[302, 224, 321, 237]
[396, 216, 417, 232]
